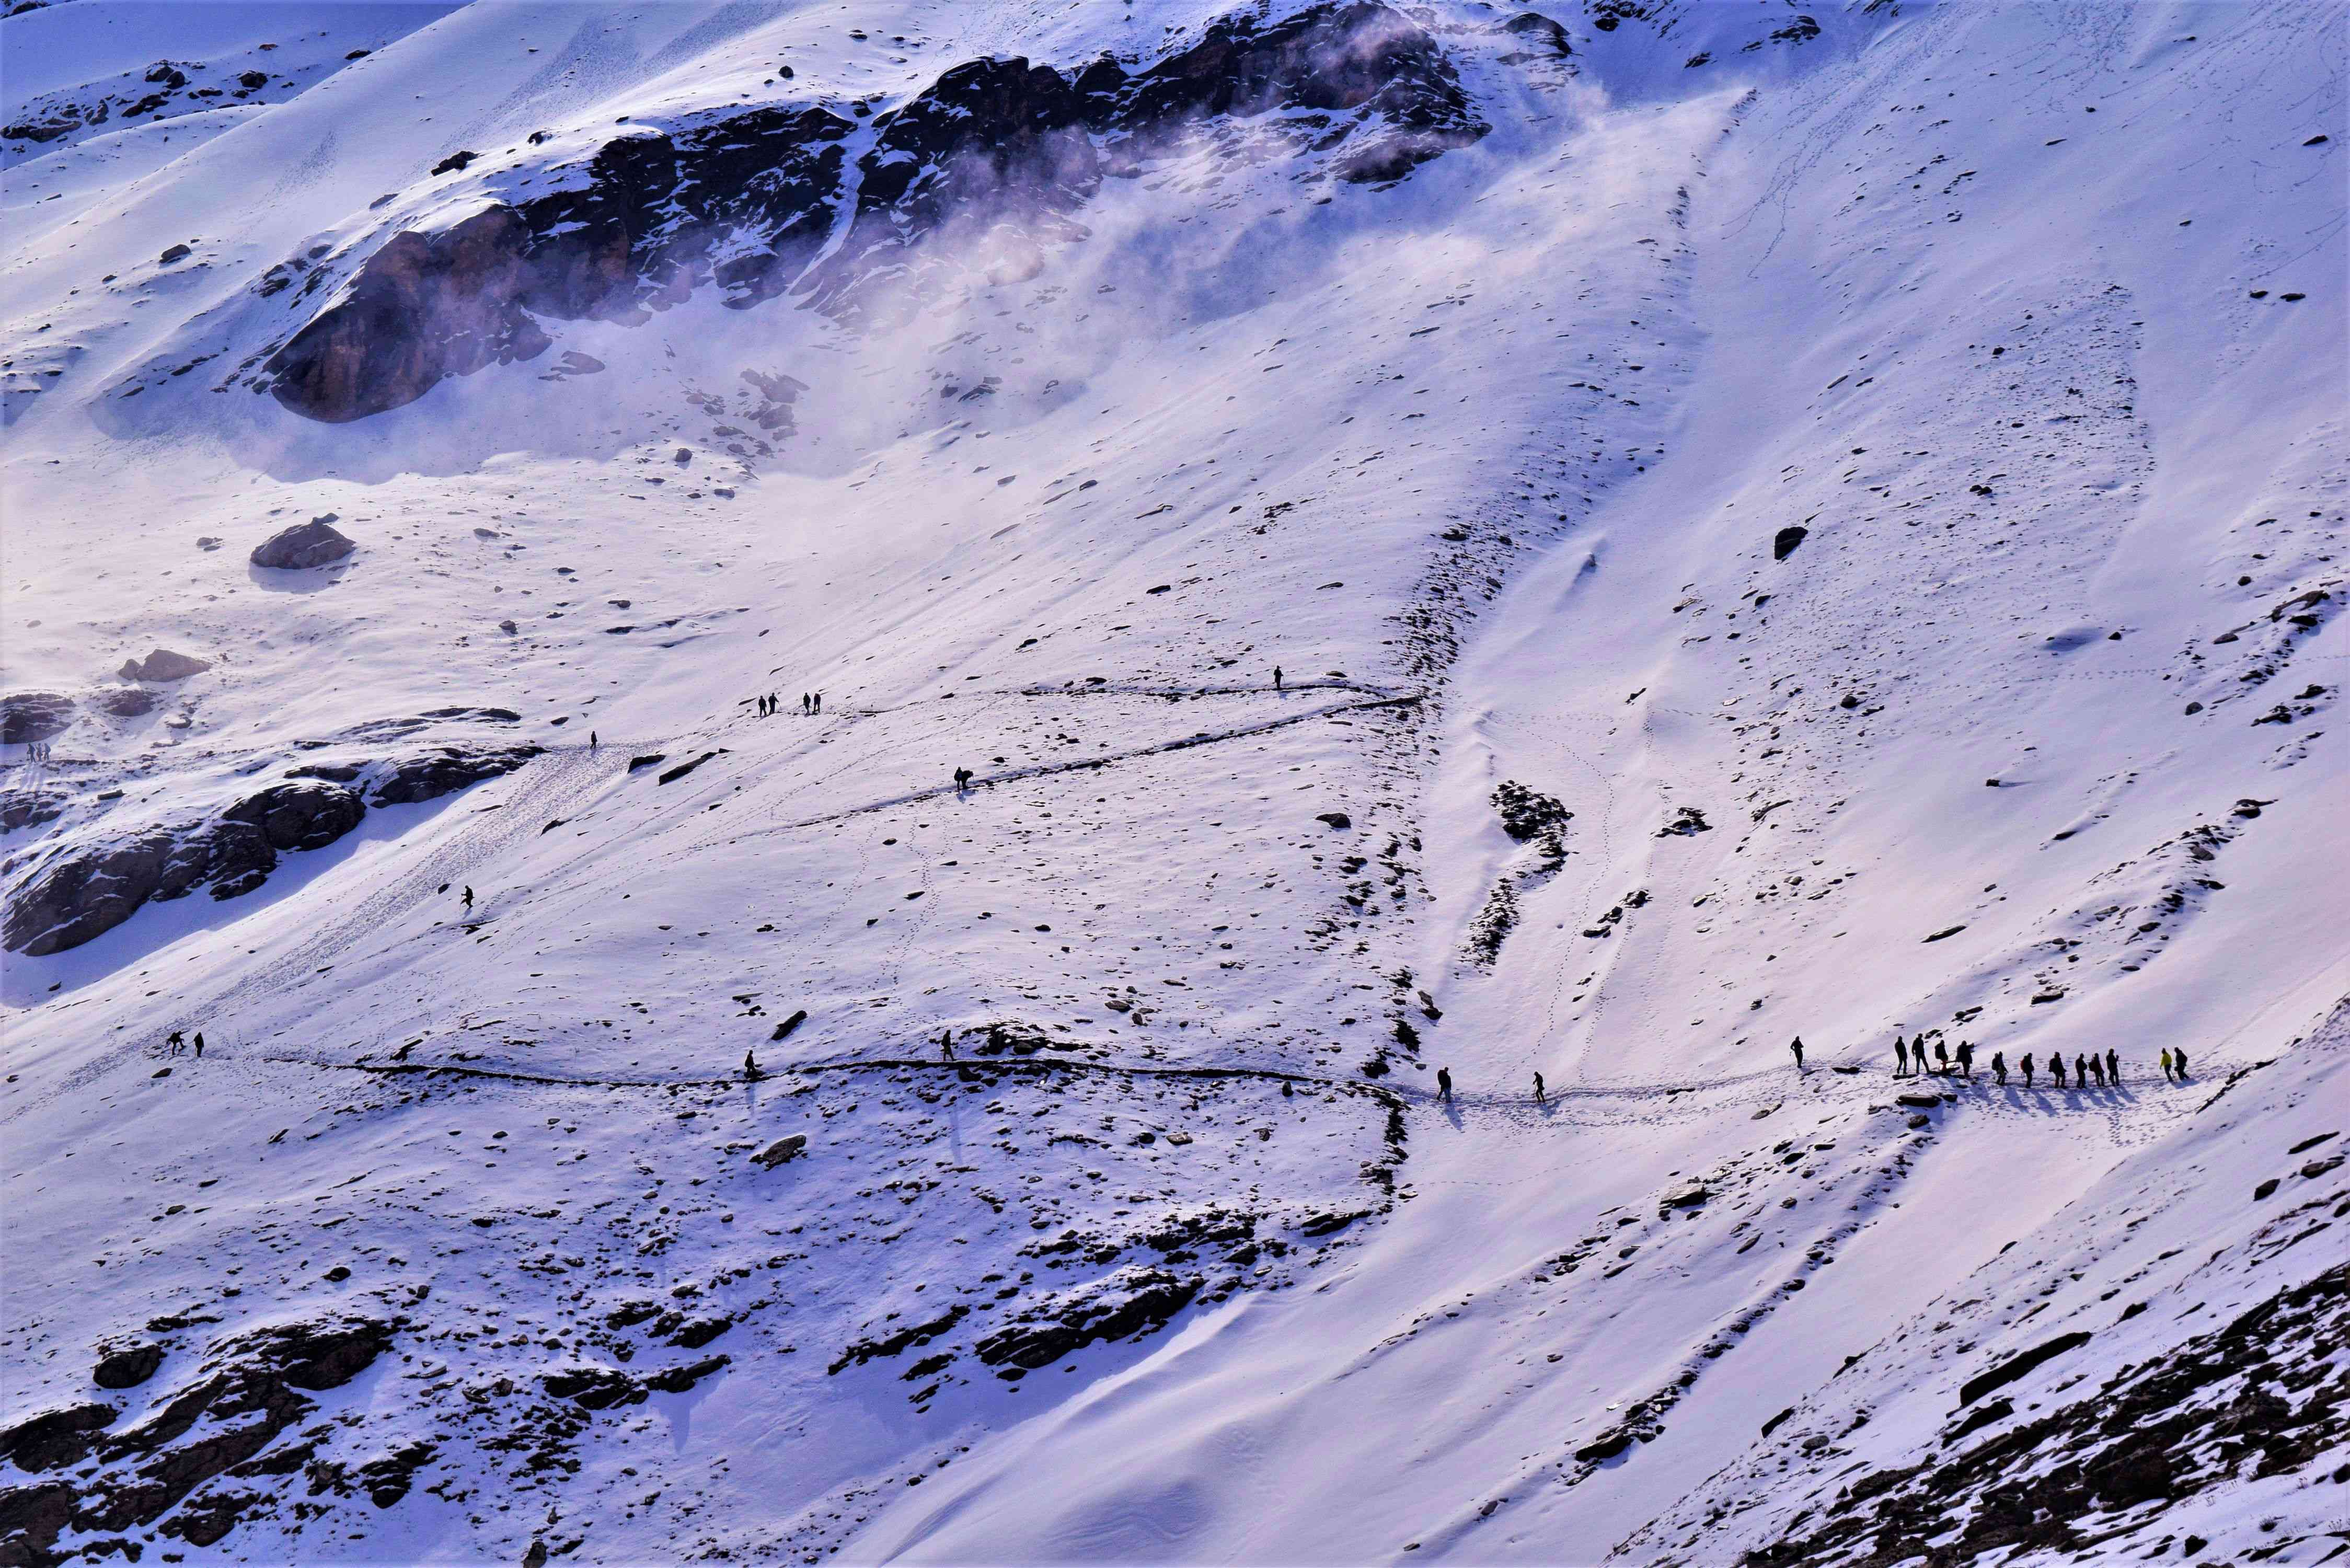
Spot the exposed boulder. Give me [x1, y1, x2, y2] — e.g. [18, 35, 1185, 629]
[370, 744, 540, 806]
[1773, 524, 1809, 561]
[251, 515, 356, 568]
[221, 781, 366, 852]
[0, 691, 75, 744]
[752, 1134, 808, 1168]
[88, 686, 160, 718]
[1496, 10, 1573, 59]
[117, 649, 212, 682]
[2, 827, 174, 955]
[92, 1344, 165, 1391]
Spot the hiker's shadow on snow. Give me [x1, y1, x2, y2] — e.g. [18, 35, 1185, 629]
[1442, 1099, 1465, 1134]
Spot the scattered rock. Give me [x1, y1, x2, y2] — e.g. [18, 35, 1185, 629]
[250, 516, 355, 569]
[1316, 811, 1352, 829]
[1657, 805, 1712, 837]
[1773, 525, 1808, 560]
[1957, 1329, 2091, 1406]
[752, 1134, 808, 1168]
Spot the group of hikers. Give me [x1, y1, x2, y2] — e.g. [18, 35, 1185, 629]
[1784, 1031, 2191, 1087]
[754, 691, 822, 717]
[163, 1030, 205, 1057]
[20, 740, 56, 762]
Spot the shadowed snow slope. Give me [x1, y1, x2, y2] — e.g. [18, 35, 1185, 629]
[3, 1, 2344, 1564]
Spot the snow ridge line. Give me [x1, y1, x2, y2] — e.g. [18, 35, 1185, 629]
[704, 690, 1424, 847]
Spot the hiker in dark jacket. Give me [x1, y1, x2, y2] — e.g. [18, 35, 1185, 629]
[1533, 1071, 1546, 1102]
[1934, 1039, 1950, 1074]
[1956, 1041, 1974, 1078]
[744, 1049, 759, 1080]
[1436, 1066, 1453, 1102]
[1894, 1035, 1909, 1076]
[2105, 1048, 2119, 1084]
[1789, 1036, 1805, 1070]
[2020, 1052, 2034, 1087]
[193, 1034, 204, 1059]
[2077, 1052, 2092, 1087]
[1991, 1051, 2007, 1086]
[2175, 1047, 2188, 1079]
[2052, 1053, 2067, 1088]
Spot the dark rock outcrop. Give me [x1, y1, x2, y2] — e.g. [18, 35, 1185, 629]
[0, 787, 66, 834]
[0, 692, 75, 745]
[250, 515, 356, 568]
[92, 1344, 165, 1391]
[1773, 524, 1809, 561]
[4, 781, 367, 954]
[2, 828, 174, 955]
[117, 649, 212, 682]
[370, 744, 539, 806]
[88, 686, 160, 718]
[220, 781, 366, 853]
[974, 1266, 1204, 1374]
[0, 1402, 118, 1472]
[264, 2, 1483, 422]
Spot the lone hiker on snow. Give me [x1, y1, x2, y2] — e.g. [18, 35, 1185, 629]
[1274, 666, 1284, 691]
[744, 1049, 759, 1080]
[462, 885, 474, 912]
[941, 1030, 955, 1061]
[1533, 1070, 1546, 1102]
[1437, 1066, 1454, 1102]
[1789, 1036, 1805, 1070]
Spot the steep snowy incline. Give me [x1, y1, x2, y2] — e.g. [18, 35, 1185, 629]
[2, 1, 2345, 1565]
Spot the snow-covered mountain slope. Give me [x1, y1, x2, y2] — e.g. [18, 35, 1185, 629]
[2, 1, 2344, 1564]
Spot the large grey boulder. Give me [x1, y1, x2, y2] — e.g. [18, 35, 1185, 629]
[251, 516, 355, 570]
[118, 649, 212, 682]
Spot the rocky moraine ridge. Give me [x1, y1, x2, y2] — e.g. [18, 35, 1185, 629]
[259, 1, 1488, 422]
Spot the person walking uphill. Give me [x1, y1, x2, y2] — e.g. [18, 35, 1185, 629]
[1436, 1066, 1453, 1102]
[2020, 1051, 2035, 1087]
[1957, 1040, 1975, 1079]
[1991, 1051, 2007, 1086]
[1789, 1036, 1805, 1070]
[1894, 1034, 1909, 1076]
